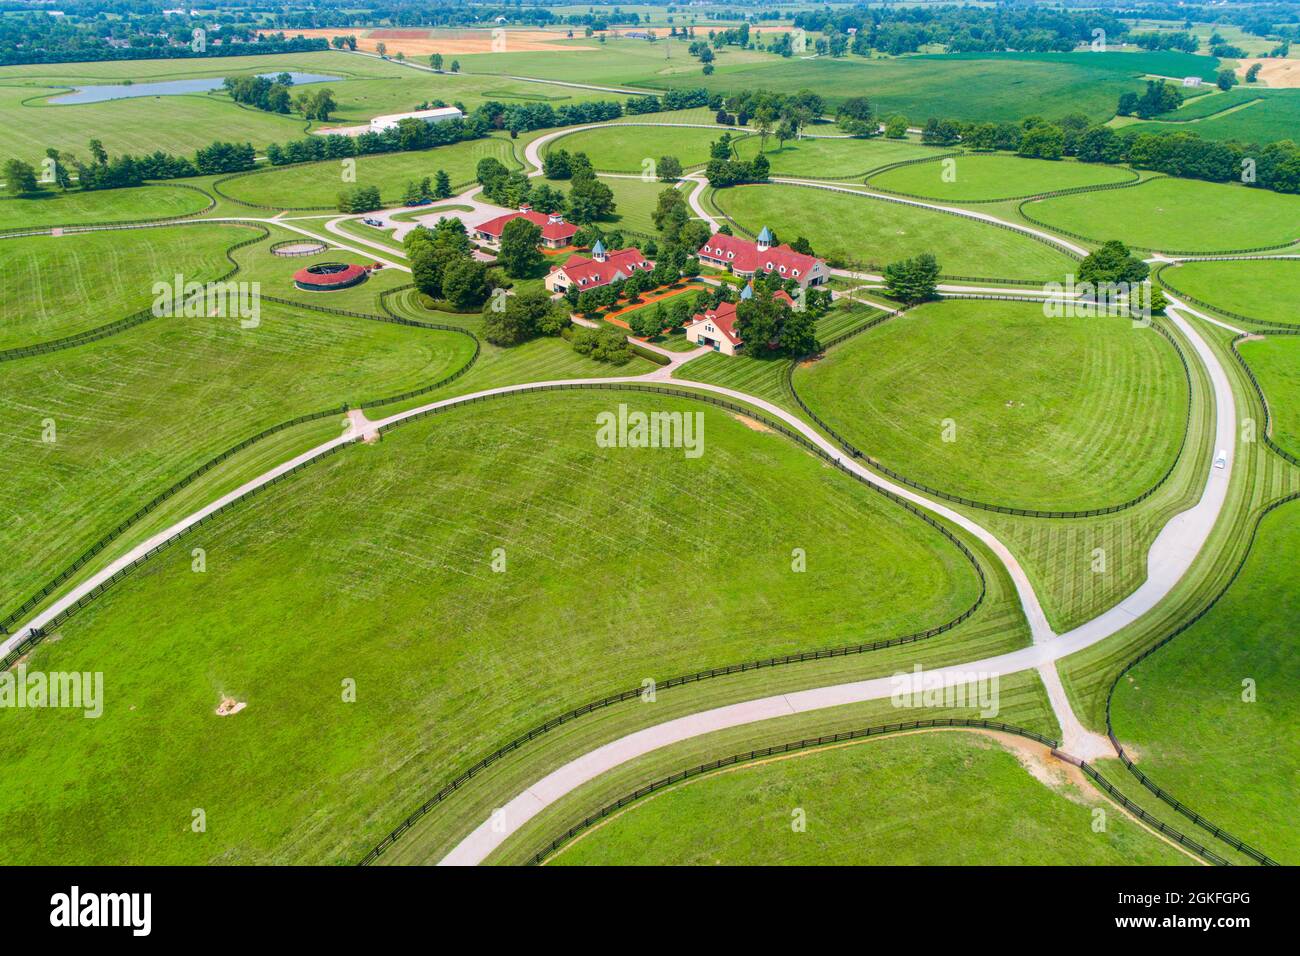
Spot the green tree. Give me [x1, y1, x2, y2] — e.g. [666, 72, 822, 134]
[498, 217, 544, 277]
[441, 258, 490, 309]
[434, 169, 452, 198]
[3, 158, 39, 195]
[430, 53, 444, 71]
[1078, 240, 1150, 285]
[883, 253, 941, 304]
[1217, 68, 1238, 91]
[657, 155, 684, 181]
[884, 114, 909, 139]
[836, 96, 877, 137]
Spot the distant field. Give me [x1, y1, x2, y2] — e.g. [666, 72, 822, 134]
[1159, 258, 1300, 327]
[1110, 501, 1300, 863]
[733, 135, 940, 178]
[0, 392, 980, 863]
[867, 153, 1136, 201]
[793, 299, 1189, 511]
[1124, 89, 1300, 144]
[1239, 336, 1300, 460]
[0, 183, 211, 231]
[0, 223, 252, 349]
[638, 51, 1223, 122]
[1023, 176, 1300, 252]
[545, 123, 727, 172]
[550, 731, 1191, 865]
[217, 136, 517, 208]
[715, 182, 1078, 279]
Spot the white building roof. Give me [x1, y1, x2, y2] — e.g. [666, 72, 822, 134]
[370, 107, 463, 125]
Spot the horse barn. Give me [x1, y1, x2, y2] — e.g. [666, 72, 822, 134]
[368, 106, 464, 133]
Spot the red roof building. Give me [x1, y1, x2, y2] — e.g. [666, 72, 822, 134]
[696, 228, 828, 287]
[543, 242, 654, 293]
[685, 288, 794, 356]
[473, 204, 579, 249]
[292, 262, 370, 291]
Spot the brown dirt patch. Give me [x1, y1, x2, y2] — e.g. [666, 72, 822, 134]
[215, 696, 247, 716]
[273, 28, 597, 57]
[732, 413, 772, 432]
[1236, 58, 1300, 88]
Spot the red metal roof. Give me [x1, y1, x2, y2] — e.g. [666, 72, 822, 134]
[688, 289, 794, 347]
[696, 233, 822, 279]
[475, 208, 578, 242]
[292, 263, 368, 288]
[551, 248, 652, 289]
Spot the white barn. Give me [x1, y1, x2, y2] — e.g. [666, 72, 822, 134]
[369, 107, 464, 133]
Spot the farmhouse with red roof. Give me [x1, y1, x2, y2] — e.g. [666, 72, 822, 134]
[543, 241, 654, 293]
[685, 285, 795, 356]
[696, 227, 828, 288]
[473, 204, 579, 249]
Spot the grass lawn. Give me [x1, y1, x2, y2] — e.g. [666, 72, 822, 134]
[1238, 336, 1300, 460]
[714, 182, 1078, 280]
[1125, 89, 1300, 145]
[1159, 258, 1300, 328]
[0, 183, 211, 232]
[734, 135, 943, 179]
[1022, 177, 1300, 253]
[548, 730, 1192, 865]
[544, 124, 727, 173]
[1109, 501, 1300, 863]
[0, 299, 473, 620]
[793, 299, 1189, 511]
[596, 175, 682, 236]
[867, 153, 1136, 201]
[0, 222, 253, 350]
[0, 392, 981, 864]
[641, 50, 1221, 122]
[216, 136, 518, 209]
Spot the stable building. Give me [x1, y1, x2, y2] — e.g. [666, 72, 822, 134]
[472, 204, 578, 249]
[544, 241, 654, 294]
[684, 285, 795, 356]
[368, 106, 464, 133]
[696, 227, 828, 288]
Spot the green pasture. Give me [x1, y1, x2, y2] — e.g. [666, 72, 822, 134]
[793, 299, 1189, 511]
[734, 134, 941, 179]
[0, 183, 212, 232]
[1239, 336, 1300, 460]
[550, 730, 1192, 865]
[714, 182, 1078, 279]
[868, 153, 1136, 201]
[1160, 258, 1300, 328]
[0, 392, 980, 864]
[545, 123, 727, 172]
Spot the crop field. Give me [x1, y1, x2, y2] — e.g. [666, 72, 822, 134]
[0, 183, 212, 232]
[1159, 258, 1300, 327]
[548, 730, 1192, 865]
[1109, 502, 1300, 863]
[1125, 89, 1300, 145]
[867, 154, 1137, 201]
[0, 392, 981, 864]
[0, 223, 252, 349]
[1238, 336, 1300, 460]
[733, 135, 942, 179]
[640, 51, 1223, 122]
[0, 297, 473, 618]
[544, 123, 727, 172]
[1022, 177, 1300, 253]
[216, 136, 518, 209]
[714, 182, 1078, 279]
[793, 300, 1189, 512]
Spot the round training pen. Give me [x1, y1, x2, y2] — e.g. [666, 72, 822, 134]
[271, 239, 329, 257]
[292, 262, 371, 292]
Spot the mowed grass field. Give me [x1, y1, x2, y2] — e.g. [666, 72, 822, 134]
[549, 731, 1191, 865]
[639, 50, 1222, 122]
[867, 153, 1136, 201]
[1023, 177, 1300, 252]
[714, 183, 1078, 279]
[217, 136, 518, 209]
[0, 223, 253, 349]
[733, 135, 942, 179]
[0, 298, 473, 618]
[1109, 502, 1300, 862]
[1160, 258, 1300, 328]
[0, 392, 982, 864]
[1125, 89, 1300, 145]
[0, 50, 620, 165]
[545, 124, 728, 172]
[1238, 336, 1300, 460]
[793, 300, 1189, 511]
[0, 183, 212, 232]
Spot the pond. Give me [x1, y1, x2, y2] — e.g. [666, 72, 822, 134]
[48, 72, 342, 105]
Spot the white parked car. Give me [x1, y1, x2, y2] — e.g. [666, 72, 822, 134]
[1214, 450, 1227, 470]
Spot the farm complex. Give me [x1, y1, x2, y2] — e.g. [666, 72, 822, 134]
[0, 0, 1296, 920]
